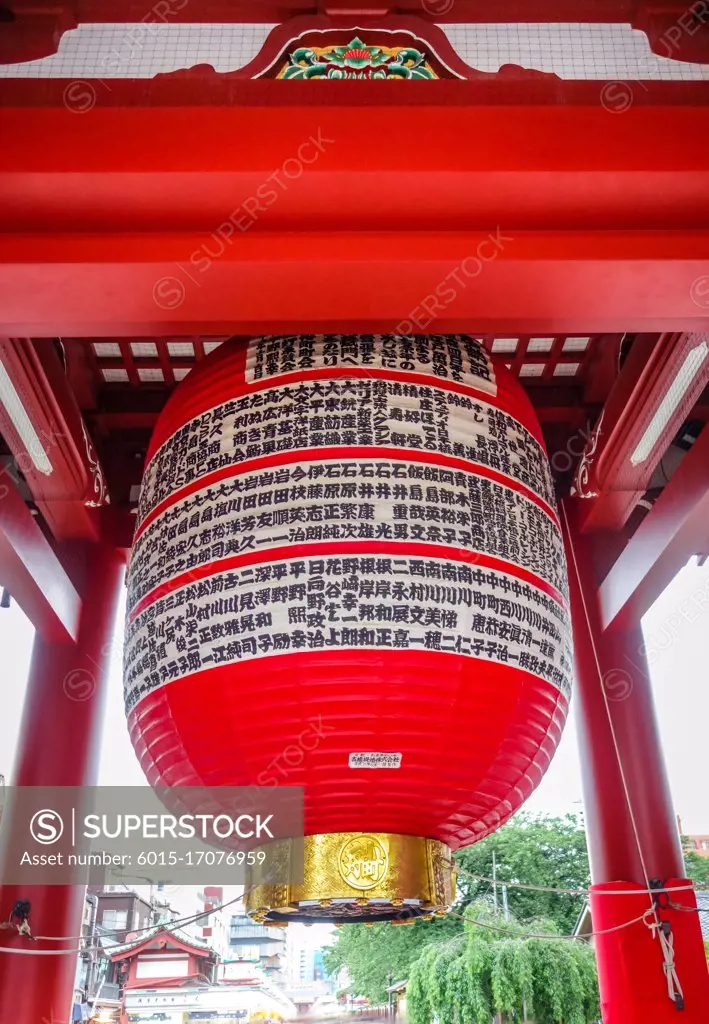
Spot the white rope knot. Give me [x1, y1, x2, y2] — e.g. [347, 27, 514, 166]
[645, 910, 684, 1009]
[0, 917, 33, 940]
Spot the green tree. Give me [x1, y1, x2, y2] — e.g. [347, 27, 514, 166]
[324, 913, 461, 1002]
[683, 846, 709, 887]
[325, 813, 596, 1009]
[407, 903, 600, 1024]
[454, 813, 590, 933]
[684, 845, 709, 969]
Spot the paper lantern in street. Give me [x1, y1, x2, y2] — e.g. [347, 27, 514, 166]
[124, 335, 572, 923]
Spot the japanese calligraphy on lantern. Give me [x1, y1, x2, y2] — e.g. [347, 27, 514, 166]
[124, 555, 573, 714]
[125, 336, 573, 866]
[244, 334, 497, 395]
[129, 458, 566, 615]
[138, 378, 553, 524]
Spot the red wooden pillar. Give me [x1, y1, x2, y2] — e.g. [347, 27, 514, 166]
[562, 501, 709, 1023]
[0, 543, 124, 1024]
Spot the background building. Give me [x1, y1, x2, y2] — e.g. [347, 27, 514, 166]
[198, 887, 230, 961]
[90, 886, 154, 944]
[71, 884, 220, 1021]
[685, 835, 709, 858]
[228, 913, 287, 985]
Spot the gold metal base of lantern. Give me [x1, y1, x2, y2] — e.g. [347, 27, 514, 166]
[245, 832, 454, 924]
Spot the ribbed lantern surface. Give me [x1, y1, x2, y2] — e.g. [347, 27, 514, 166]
[124, 335, 572, 921]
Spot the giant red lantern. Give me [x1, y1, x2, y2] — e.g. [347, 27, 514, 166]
[124, 335, 571, 923]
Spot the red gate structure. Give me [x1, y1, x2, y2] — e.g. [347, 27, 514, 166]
[1, 2, 709, 1021]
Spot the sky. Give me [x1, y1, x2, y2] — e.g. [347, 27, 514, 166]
[1, 556, 708, 836]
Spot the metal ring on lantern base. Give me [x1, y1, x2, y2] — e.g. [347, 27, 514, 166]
[245, 832, 455, 924]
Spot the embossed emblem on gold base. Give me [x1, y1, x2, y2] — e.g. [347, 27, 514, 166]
[245, 832, 454, 924]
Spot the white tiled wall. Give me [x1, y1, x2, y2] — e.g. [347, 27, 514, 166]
[1, 21, 707, 80]
[443, 23, 709, 80]
[0, 23, 275, 78]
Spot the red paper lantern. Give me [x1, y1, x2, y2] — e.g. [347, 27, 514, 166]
[124, 335, 571, 922]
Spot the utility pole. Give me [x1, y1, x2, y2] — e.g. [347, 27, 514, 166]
[492, 852, 498, 914]
[501, 882, 510, 922]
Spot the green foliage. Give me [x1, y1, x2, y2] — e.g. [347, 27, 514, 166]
[406, 946, 435, 1024]
[683, 847, 709, 887]
[406, 902, 600, 1024]
[323, 914, 461, 1003]
[454, 812, 590, 933]
[462, 935, 495, 1021]
[681, 839, 709, 971]
[326, 898, 599, 1023]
